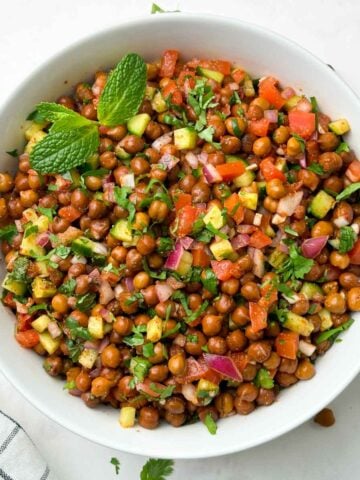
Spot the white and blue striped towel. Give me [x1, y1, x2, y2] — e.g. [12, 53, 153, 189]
[0, 410, 58, 480]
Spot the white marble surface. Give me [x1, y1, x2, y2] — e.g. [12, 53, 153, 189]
[0, 1, 360, 478]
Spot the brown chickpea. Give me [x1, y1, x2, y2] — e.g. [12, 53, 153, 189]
[220, 136, 241, 154]
[231, 306, 250, 327]
[247, 341, 272, 363]
[126, 249, 143, 272]
[185, 331, 207, 356]
[0, 173, 14, 193]
[111, 246, 128, 263]
[236, 383, 259, 402]
[130, 157, 150, 175]
[133, 212, 150, 231]
[256, 388, 276, 406]
[88, 199, 106, 219]
[145, 121, 162, 141]
[332, 201, 353, 226]
[234, 398, 255, 415]
[75, 82, 93, 102]
[148, 200, 169, 222]
[207, 115, 226, 140]
[214, 294, 235, 314]
[241, 133, 256, 153]
[318, 132, 340, 152]
[75, 371, 92, 392]
[291, 296, 309, 316]
[19, 189, 38, 208]
[164, 397, 185, 414]
[246, 104, 263, 120]
[226, 329, 247, 352]
[122, 135, 145, 154]
[276, 372, 298, 387]
[106, 125, 127, 142]
[133, 271, 151, 290]
[208, 152, 225, 167]
[263, 196, 278, 213]
[0, 198, 8, 219]
[18, 155, 30, 173]
[221, 278, 240, 296]
[101, 345, 121, 369]
[138, 406, 160, 430]
[318, 152, 343, 173]
[91, 377, 111, 398]
[266, 178, 286, 199]
[339, 272, 360, 290]
[323, 176, 343, 194]
[85, 176, 103, 191]
[245, 325, 264, 341]
[188, 294, 202, 311]
[43, 356, 63, 377]
[136, 235, 156, 255]
[168, 353, 186, 375]
[99, 151, 117, 169]
[164, 411, 186, 427]
[236, 254, 253, 272]
[57, 95, 75, 110]
[148, 365, 169, 382]
[70, 310, 88, 328]
[51, 294, 69, 314]
[215, 392, 234, 417]
[311, 221, 334, 238]
[295, 360, 316, 380]
[297, 169, 320, 191]
[118, 292, 139, 314]
[253, 136, 272, 157]
[70, 189, 89, 210]
[273, 126, 290, 145]
[74, 275, 89, 295]
[314, 408, 335, 427]
[263, 352, 281, 370]
[117, 376, 136, 398]
[207, 336, 228, 355]
[90, 218, 110, 240]
[192, 182, 211, 203]
[148, 253, 163, 269]
[100, 138, 114, 154]
[329, 251, 350, 270]
[142, 285, 159, 306]
[324, 292, 346, 314]
[179, 174, 196, 193]
[113, 316, 133, 336]
[148, 342, 167, 364]
[201, 314, 223, 336]
[225, 117, 247, 137]
[58, 191, 71, 206]
[241, 282, 260, 301]
[80, 103, 97, 120]
[287, 137, 302, 156]
[279, 358, 298, 374]
[242, 363, 258, 381]
[347, 287, 360, 311]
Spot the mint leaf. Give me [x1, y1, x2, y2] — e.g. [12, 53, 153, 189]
[97, 53, 146, 126]
[338, 226, 356, 253]
[336, 182, 360, 201]
[0, 224, 17, 242]
[140, 459, 174, 480]
[36, 102, 92, 132]
[6, 149, 18, 157]
[30, 125, 99, 174]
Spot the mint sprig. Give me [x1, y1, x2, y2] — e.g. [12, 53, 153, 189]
[29, 53, 146, 174]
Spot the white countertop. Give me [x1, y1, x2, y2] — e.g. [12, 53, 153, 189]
[0, 1, 360, 478]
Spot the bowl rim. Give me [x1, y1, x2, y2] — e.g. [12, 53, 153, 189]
[0, 11, 360, 459]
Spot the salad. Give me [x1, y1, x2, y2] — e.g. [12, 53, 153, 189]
[1, 50, 359, 434]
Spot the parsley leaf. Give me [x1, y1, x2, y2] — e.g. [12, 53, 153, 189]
[123, 325, 147, 347]
[114, 186, 136, 223]
[336, 142, 350, 154]
[8, 256, 30, 283]
[338, 226, 357, 254]
[140, 458, 174, 480]
[65, 339, 83, 362]
[38, 206, 57, 222]
[336, 182, 360, 201]
[157, 237, 174, 255]
[277, 241, 314, 281]
[0, 224, 17, 242]
[316, 318, 354, 344]
[110, 457, 121, 475]
[307, 163, 324, 175]
[149, 383, 175, 399]
[254, 368, 274, 389]
[6, 149, 18, 157]
[201, 268, 218, 295]
[129, 356, 151, 383]
[284, 225, 299, 237]
[204, 413, 217, 435]
[142, 343, 155, 358]
[58, 278, 77, 295]
[75, 292, 96, 312]
[65, 317, 92, 340]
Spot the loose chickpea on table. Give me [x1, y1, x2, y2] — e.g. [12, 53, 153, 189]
[1, 48, 360, 435]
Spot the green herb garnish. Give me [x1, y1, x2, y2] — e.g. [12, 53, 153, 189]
[307, 163, 324, 175]
[201, 268, 218, 295]
[204, 413, 217, 435]
[316, 318, 354, 344]
[65, 317, 92, 340]
[336, 142, 350, 154]
[123, 324, 147, 347]
[140, 458, 174, 480]
[110, 457, 121, 475]
[338, 226, 356, 254]
[291, 133, 306, 153]
[75, 292, 96, 312]
[254, 368, 274, 389]
[0, 224, 17, 242]
[58, 278, 77, 295]
[336, 182, 360, 201]
[277, 241, 314, 281]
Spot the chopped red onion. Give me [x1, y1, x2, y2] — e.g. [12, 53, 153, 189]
[48, 321, 62, 339]
[253, 213, 263, 226]
[164, 242, 184, 270]
[181, 384, 199, 405]
[231, 234, 250, 250]
[71, 255, 87, 265]
[155, 282, 174, 303]
[301, 235, 328, 259]
[299, 153, 307, 169]
[67, 296, 77, 309]
[296, 97, 312, 112]
[179, 236, 194, 250]
[278, 241, 289, 254]
[277, 191, 303, 217]
[124, 277, 134, 292]
[272, 213, 287, 225]
[98, 280, 115, 305]
[203, 164, 222, 184]
[15, 301, 28, 314]
[68, 388, 83, 397]
[159, 153, 180, 171]
[114, 284, 124, 299]
[152, 132, 173, 151]
[310, 130, 319, 141]
[197, 152, 209, 165]
[84, 340, 100, 350]
[100, 308, 114, 323]
[185, 152, 199, 169]
[166, 276, 185, 290]
[92, 242, 108, 256]
[281, 87, 296, 99]
[15, 219, 24, 233]
[173, 333, 187, 347]
[89, 367, 102, 379]
[36, 232, 50, 247]
[228, 82, 239, 91]
[203, 353, 242, 382]
[236, 224, 257, 234]
[120, 173, 135, 188]
[299, 340, 316, 356]
[333, 216, 350, 228]
[89, 268, 101, 281]
[99, 337, 110, 353]
[264, 109, 278, 123]
[103, 182, 116, 203]
[249, 247, 265, 278]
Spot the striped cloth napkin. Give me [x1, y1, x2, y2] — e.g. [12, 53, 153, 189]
[0, 410, 58, 480]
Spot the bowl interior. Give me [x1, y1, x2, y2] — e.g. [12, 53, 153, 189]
[0, 13, 359, 459]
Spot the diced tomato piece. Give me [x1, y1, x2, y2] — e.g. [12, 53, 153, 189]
[288, 110, 316, 139]
[15, 329, 39, 348]
[162, 79, 177, 97]
[224, 193, 245, 224]
[346, 161, 360, 182]
[175, 356, 209, 384]
[17, 314, 33, 332]
[192, 243, 211, 267]
[177, 69, 196, 86]
[176, 205, 201, 237]
[197, 59, 231, 75]
[58, 205, 82, 222]
[249, 302, 268, 332]
[275, 332, 299, 360]
[215, 162, 245, 182]
[2, 292, 15, 308]
[259, 77, 285, 109]
[175, 193, 192, 210]
[247, 118, 270, 137]
[159, 49, 179, 78]
[202, 368, 222, 385]
[248, 230, 272, 249]
[349, 239, 360, 265]
[171, 89, 183, 105]
[260, 279, 278, 308]
[136, 379, 167, 398]
[229, 352, 249, 373]
[211, 260, 239, 281]
[260, 157, 286, 182]
[231, 68, 245, 84]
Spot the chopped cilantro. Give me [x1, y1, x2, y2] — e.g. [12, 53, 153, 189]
[149, 383, 175, 399]
[140, 458, 174, 480]
[276, 241, 314, 281]
[291, 133, 306, 152]
[201, 268, 218, 295]
[336, 182, 360, 201]
[65, 317, 92, 340]
[336, 142, 350, 154]
[316, 318, 354, 344]
[308, 163, 324, 175]
[114, 186, 136, 223]
[0, 224, 17, 242]
[204, 413, 217, 435]
[129, 356, 151, 383]
[38, 206, 57, 222]
[254, 368, 274, 389]
[110, 457, 121, 475]
[58, 278, 77, 295]
[123, 324, 147, 347]
[75, 292, 96, 312]
[142, 343, 155, 358]
[284, 225, 299, 237]
[338, 226, 356, 254]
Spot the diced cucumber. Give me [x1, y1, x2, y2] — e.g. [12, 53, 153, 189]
[210, 239, 234, 260]
[88, 316, 104, 339]
[234, 170, 255, 188]
[285, 95, 301, 111]
[238, 190, 258, 210]
[174, 127, 198, 150]
[2, 274, 27, 295]
[71, 236, 108, 259]
[197, 66, 224, 84]
[78, 348, 98, 369]
[300, 282, 323, 300]
[31, 314, 51, 333]
[328, 119, 350, 136]
[85, 153, 99, 170]
[268, 250, 287, 268]
[23, 208, 38, 223]
[308, 190, 335, 219]
[20, 234, 45, 258]
[203, 206, 225, 229]
[145, 85, 156, 100]
[114, 145, 131, 160]
[34, 215, 49, 233]
[257, 181, 267, 199]
[177, 251, 193, 276]
[151, 91, 167, 113]
[318, 308, 333, 331]
[39, 332, 60, 355]
[147, 315, 163, 342]
[110, 219, 133, 243]
[127, 113, 151, 137]
[283, 311, 314, 336]
[32, 277, 57, 299]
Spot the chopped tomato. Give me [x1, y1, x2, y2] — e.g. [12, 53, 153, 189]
[159, 49, 179, 78]
[211, 260, 240, 281]
[349, 239, 360, 265]
[231, 68, 245, 84]
[224, 193, 245, 224]
[2, 292, 15, 308]
[187, 59, 231, 75]
[346, 161, 360, 182]
[260, 279, 278, 308]
[192, 243, 211, 267]
[249, 302, 268, 332]
[260, 157, 286, 182]
[15, 329, 39, 348]
[202, 368, 222, 385]
[175, 356, 208, 384]
[175, 193, 192, 210]
[248, 230, 272, 249]
[58, 205, 82, 222]
[229, 352, 249, 373]
[288, 110, 316, 139]
[247, 118, 270, 137]
[177, 69, 196, 86]
[275, 331, 299, 360]
[162, 80, 183, 105]
[17, 314, 33, 332]
[215, 162, 245, 181]
[176, 205, 201, 237]
[259, 77, 285, 109]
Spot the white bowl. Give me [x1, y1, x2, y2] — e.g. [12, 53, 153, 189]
[0, 13, 359, 459]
